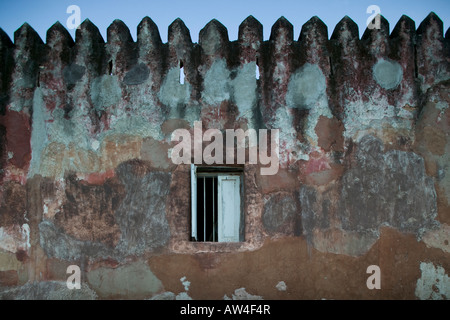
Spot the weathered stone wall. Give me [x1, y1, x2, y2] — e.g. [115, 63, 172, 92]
[0, 13, 449, 300]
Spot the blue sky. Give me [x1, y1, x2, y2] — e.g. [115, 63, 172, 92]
[0, 0, 448, 43]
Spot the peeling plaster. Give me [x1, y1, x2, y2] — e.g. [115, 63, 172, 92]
[343, 94, 414, 140]
[276, 281, 287, 291]
[180, 276, 191, 291]
[87, 260, 163, 299]
[422, 224, 450, 253]
[273, 106, 309, 166]
[0, 281, 98, 300]
[176, 292, 193, 300]
[224, 288, 263, 300]
[0, 224, 31, 253]
[415, 262, 450, 300]
[286, 63, 332, 147]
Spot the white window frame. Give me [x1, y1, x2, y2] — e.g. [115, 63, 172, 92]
[190, 164, 242, 243]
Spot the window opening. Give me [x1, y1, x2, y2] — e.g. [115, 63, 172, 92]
[180, 60, 185, 84]
[255, 59, 260, 80]
[191, 165, 243, 243]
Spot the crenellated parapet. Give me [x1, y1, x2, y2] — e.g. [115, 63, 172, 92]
[0, 12, 447, 178]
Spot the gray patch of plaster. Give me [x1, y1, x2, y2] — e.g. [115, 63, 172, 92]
[285, 63, 332, 146]
[28, 47, 175, 181]
[0, 281, 97, 300]
[182, 103, 202, 126]
[39, 220, 113, 261]
[176, 292, 193, 300]
[150, 291, 176, 300]
[340, 135, 438, 236]
[422, 224, 450, 253]
[180, 276, 191, 291]
[415, 262, 450, 300]
[114, 169, 171, 256]
[40, 68, 101, 152]
[8, 56, 36, 112]
[202, 59, 231, 105]
[176, 276, 193, 300]
[8, 98, 32, 113]
[123, 63, 150, 85]
[262, 193, 297, 234]
[299, 185, 381, 256]
[39, 170, 172, 261]
[308, 228, 379, 257]
[35, 78, 165, 176]
[46, 107, 90, 149]
[108, 112, 163, 139]
[35, 101, 104, 178]
[15, 65, 37, 90]
[201, 26, 223, 56]
[28, 88, 48, 178]
[299, 186, 330, 232]
[435, 136, 450, 203]
[373, 58, 403, 90]
[299, 135, 439, 256]
[159, 66, 191, 112]
[87, 260, 163, 299]
[286, 63, 326, 110]
[90, 75, 122, 112]
[273, 106, 309, 165]
[63, 64, 86, 85]
[276, 281, 287, 291]
[0, 224, 30, 253]
[343, 93, 414, 140]
[224, 288, 263, 300]
[231, 62, 257, 125]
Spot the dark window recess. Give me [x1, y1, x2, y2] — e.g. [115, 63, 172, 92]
[196, 176, 218, 242]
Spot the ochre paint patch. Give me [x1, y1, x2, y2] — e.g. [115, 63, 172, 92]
[0, 110, 31, 169]
[315, 115, 344, 152]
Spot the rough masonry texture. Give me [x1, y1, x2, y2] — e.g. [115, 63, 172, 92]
[0, 13, 449, 299]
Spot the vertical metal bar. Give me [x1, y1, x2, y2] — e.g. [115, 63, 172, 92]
[190, 164, 197, 241]
[203, 177, 206, 242]
[212, 177, 215, 242]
